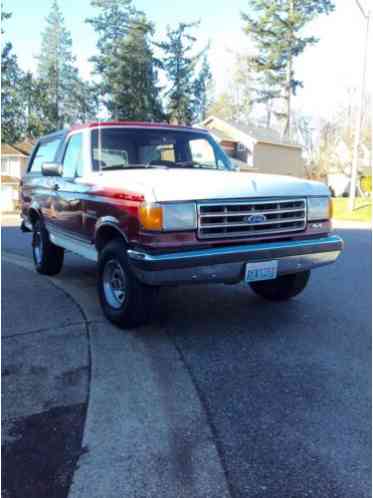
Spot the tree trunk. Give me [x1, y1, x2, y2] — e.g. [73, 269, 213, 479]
[266, 100, 272, 128]
[55, 61, 60, 128]
[283, 59, 292, 138]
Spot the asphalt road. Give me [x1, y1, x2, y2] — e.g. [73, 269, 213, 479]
[2, 219, 371, 498]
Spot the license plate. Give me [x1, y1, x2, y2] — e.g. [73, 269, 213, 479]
[245, 260, 278, 283]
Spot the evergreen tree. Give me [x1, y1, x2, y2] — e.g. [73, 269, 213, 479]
[89, 8, 163, 120]
[86, 0, 135, 60]
[37, 0, 97, 130]
[241, 0, 335, 138]
[21, 71, 96, 138]
[113, 17, 163, 120]
[22, 72, 48, 138]
[157, 22, 202, 125]
[208, 53, 253, 125]
[1, 9, 26, 143]
[87, 0, 143, 117]
[208, 92, 237, 122]
[230, 53, 253, 125]
[193, 53, 213, 122]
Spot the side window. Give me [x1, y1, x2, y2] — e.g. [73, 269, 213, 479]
[30, 139, 61, 173]
[62, 134, 83, 178]
[140, 144, 176, 164]
[189, 138, 217, 168]
[92, 147, 129, 169]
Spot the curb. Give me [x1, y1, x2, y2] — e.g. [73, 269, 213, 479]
[3, 252, 232, 498]
[332, 220, 371, 230]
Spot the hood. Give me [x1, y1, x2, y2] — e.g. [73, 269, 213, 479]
[87, 168, 329, 202]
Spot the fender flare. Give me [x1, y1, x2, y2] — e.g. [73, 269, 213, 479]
[28, 202, 43, 226]
[94, 217, 128, 251]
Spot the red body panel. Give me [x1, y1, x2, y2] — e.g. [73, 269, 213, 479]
[70, 120, 208, 133]
[135, 222, 332, 251]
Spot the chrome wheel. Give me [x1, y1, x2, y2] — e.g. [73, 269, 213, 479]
[33, 227, 43, 264]
[103, 259, 127, 309]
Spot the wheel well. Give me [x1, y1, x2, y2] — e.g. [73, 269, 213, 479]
[28, 208, 40, 226]
[95, 224, 127, 252]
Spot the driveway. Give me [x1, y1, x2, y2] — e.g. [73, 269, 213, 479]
[2, 217, 371, 497]
[2, 259, 89, 498]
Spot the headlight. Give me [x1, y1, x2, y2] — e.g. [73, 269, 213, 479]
[307, 197, 331, 221]
[139, 202, 197, 231]
[163, 203, 197, 230]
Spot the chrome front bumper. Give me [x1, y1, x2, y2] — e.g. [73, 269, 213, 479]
[127, 234, 344, 286]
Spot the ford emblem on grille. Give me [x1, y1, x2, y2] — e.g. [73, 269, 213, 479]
[246, 214, 267, 224]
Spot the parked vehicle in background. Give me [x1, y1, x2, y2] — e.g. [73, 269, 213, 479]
[21, 121, 343, 327]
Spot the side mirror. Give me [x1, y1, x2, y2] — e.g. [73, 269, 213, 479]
[41, 162, 63, 177]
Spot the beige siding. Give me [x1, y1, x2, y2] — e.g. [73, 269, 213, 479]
[1, 155, 29, 178]
[20, 156, 29, 177]
[253, 142, 306, 178]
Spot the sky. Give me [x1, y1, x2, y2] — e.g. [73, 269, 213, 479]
[3, 0, 373, 124]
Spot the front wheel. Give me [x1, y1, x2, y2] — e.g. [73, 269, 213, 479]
[32, 219, 64, 275]
[97, 239, 156, 328]
[250, 270, 310, 301]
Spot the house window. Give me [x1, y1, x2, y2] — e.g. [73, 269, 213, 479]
[1, 157, 20, 177]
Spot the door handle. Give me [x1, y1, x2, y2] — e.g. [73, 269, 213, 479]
[53, 184, 60, 191]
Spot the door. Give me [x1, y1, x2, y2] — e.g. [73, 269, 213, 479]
[22, 135, 63, 228]
[52, 133, 86, 239]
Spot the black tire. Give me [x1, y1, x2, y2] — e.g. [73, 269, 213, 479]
[250, 270, 310, 301]
[97, 239, 156, 328]
[32, 219, 64, 275]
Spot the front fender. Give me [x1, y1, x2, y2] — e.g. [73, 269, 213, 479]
[94, 216, 129, 251]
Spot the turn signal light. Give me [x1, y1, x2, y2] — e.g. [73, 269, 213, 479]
[329, 198, 334, 220]
[138, 203, 163, 231]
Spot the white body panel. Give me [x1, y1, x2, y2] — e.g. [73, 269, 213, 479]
[83, 169, 329, 203]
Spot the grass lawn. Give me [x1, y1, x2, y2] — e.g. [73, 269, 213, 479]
[332, 198, 372, 223]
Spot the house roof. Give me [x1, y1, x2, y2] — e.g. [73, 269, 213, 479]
[1, 141, 35, 156]
[13, 141, 35, 155]
[209, 128, 233, 142]
[1, 144, 26, 156]
[200, 116, 302, 149]
[226, 121, 284, 144]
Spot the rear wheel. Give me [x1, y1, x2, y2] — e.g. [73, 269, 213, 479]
[97, 239, 156, 328]
[250, 270, 310, 301]
[32, 219, 64, 275]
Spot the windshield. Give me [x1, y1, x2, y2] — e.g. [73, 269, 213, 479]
[91, 127, 234, 171]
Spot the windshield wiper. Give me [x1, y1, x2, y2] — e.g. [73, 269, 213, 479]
[174, 161, 212, 169]
[102, 164, 166, 171]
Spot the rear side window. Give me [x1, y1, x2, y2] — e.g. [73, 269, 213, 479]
[30, 139, 61, 173]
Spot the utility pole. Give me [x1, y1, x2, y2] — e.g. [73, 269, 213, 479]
[349, 0, 371, 210]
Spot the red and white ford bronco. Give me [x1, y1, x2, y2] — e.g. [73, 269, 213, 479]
[21, 121, 343, 327]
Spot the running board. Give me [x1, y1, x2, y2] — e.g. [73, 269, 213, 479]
[49, 232, 98, 262]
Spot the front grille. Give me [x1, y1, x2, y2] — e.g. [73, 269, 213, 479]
[197, 198, 307, 239]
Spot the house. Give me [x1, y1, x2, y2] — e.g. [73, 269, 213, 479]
[326, 140, 371, 197]
[199, 116, 307, 178]
[1, 142, 34, 212]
